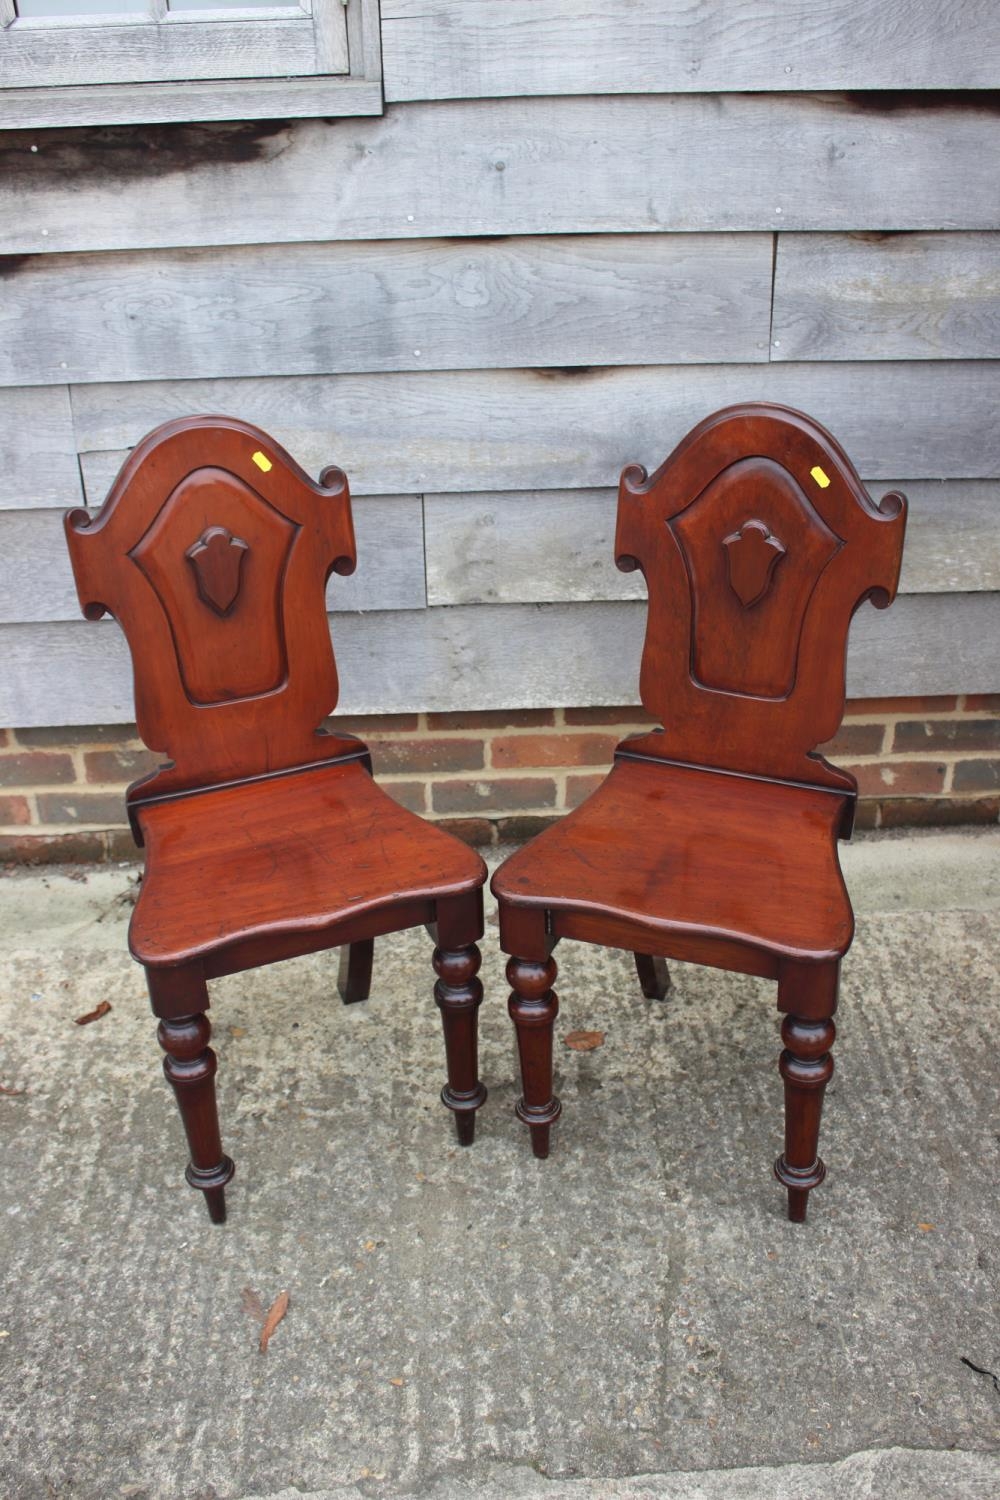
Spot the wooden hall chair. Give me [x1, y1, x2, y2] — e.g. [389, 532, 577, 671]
[491, 404, 907, 1222]
[64, 416, 488, 1224]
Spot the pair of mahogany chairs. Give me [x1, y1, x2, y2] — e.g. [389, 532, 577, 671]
[64, 405, 906, 1226]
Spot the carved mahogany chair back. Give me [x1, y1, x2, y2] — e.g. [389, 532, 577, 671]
[492, 403, 908, 1222]
[65, 416, 487, 1224]
[65, 416, 362, 808]
[614, 403, 906, 793]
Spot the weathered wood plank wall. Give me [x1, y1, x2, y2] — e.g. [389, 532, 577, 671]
[5, 595, 999, 728]
[1, 6, 998, 728]
[380, 0, 999, 97]
[4, 98, 999, 255]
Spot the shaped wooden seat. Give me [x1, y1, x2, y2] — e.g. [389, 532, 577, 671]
[131, 760, 485, 971]
[65, 416, 487, 1223]
[492, 403, 907, 1221]
[494, 758, 853, 971]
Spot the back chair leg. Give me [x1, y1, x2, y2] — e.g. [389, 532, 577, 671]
[338, 938, 374, 1005]
[433, 943, 487, 1145]
[634, 952, 670, 1001]
[156, 1008, 234, 1224]
[507, 955, 562, 1159]
[774, 961, 838, 1223]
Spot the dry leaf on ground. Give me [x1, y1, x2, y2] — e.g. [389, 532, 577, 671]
[259, 1290, 290, 1353]
[564, 1030, 605, 1052]
[74, 1001, 112, 1026]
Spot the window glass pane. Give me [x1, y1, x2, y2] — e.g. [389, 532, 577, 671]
[16, 0, 145, 13]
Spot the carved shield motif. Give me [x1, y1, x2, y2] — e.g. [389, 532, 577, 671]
[722, 519, 786, 608]
[186, 526, 250, 616]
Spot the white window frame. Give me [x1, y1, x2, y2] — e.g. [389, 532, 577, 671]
[0, 0, 382, 126]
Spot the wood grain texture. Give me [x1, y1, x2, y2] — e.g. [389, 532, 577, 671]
[131, 759, 485, 968]
[58, 406, 486, 1221]
[9, 478, 993, 626]
[70, 362, 1000, 494]
[0, 386, 82, 510]
[382, 0, 1000, 99]
[0, 497, 424, 624]
[612, 405, 906, 790]
[495, 757, 852, 961]
[424, 480, 1000, 606]
[0, 235, 772, 387]
[5, 593, 998, 727]
[1, 19, 323, 89]
[773, 233, 1000, 361]
[4, 94, 998, 257]
[0, 79, 384, 130]
[64, 416, 364, 801]
[488, 402, 901, 1219]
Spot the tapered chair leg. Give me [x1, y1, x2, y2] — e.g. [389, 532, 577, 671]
[433, 943, 487, 1145]
[634, 952, 671, 1000]
[774, 1007, 837, 1223]
[507, 955, 561, 1159]
[157, 1012, 235, 1223]
[338, 938, 374, 1005]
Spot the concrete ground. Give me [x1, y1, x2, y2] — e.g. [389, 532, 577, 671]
[1, 829, 999, 1500]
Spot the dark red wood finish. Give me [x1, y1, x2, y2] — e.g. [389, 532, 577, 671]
[65, 416, 487, 1222]
[492, 404, 907, 1221]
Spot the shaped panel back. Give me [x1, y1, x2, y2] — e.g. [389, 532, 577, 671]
[65, 416, 360, 805]
[614, 404, 907, 792]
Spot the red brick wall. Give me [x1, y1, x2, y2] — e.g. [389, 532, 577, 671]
[1, 694, 998, 862]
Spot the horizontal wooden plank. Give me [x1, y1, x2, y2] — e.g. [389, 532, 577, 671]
[4, 593, 998, 727]
[382, 0, 1000, 99]
[425, 480, 1000, 607]
[1, 18, 323, 89]
[773, 233, 1000, 361]
[0, 78, 384, 130]
[0, 386, 82, 509]
[0, 234, 772, 388]
[4, 94, 999, 258]
[71, 362, 1000, 498]
[890, 480, 1000, 594]
[0, 498, 425, 625]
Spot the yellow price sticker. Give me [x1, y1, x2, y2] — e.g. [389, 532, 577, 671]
[252, 450, 273, 472]
[810, 465, 830, 489]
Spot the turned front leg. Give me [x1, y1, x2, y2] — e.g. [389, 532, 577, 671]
[774, 1013, 836, 1223]
[507, 955, 561, 1159]
[433, 944, 487, 1145]
[157, 1013, 235, 1224]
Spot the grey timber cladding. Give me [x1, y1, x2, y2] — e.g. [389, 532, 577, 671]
[2, 27, 998, 733]
[381, 0, 1000, 99]
[4, 595, 999, 728]
[4, 95, 1000, 256]
[0, 387, 81, 509]
[423, 483, 1000, 606]
[0, 24, 324, 90]
[772, 234, 1000, 362]
[6, 230, 998, 388]
[0, 80, 385, 131]
[0, 236, 774, 387]
[70, 363, 1000, 493]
